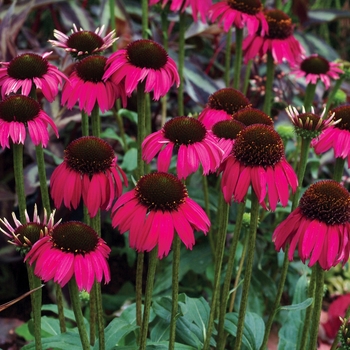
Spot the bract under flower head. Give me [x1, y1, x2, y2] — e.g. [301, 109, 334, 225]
[286, 105, 339, 139]
[61, 55, 126, 114]
[243, 9, 305, 65]
[49, 24, 117, 59]
[25, 221, 111, 291]
[312, 105, 350, 166]
[209, 0, 268, 34]
[220, 124, 298, 209]
[0, 204, 59, 253]
[0, 95, 58, 148]
[111, 172, 210, 258]
[0, 52, 68, 102]
[273, 180, 350, 270]
[50, 136, 128, 218]
[198, 88, 251, 129]
[292, 54, 343, 89]
[149, 0, 212, 23]
[103, 39, 180, 100]
[142, 116, 223, 179]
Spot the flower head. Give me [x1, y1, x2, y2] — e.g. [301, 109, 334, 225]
[312, 105, 350, 165]
[232, 108, 273, 126]
[25, 221, 111, 291]
[291, 54, 343, 89]
[61, 55, 126, 114]
[0, 52, 68, 102]
[49, 24, 117, 59]
[111, 172, 210, 258]
[286, 105, 339, 139]
[103, 39, 180, 100]
[212, 119, 246, 159]
[198, 88, 251, 129]
[50, 136, 128, 218]
[0, 204, 59, 253]
[243, 9, 304, 65]
[0, 95, 58, 148]
[150, 0, 212, 23]
[209, 0, 268, 34]
[273, 180, 350, 270]
[221, 124, 298, 209]
[142, 116, 223, 179]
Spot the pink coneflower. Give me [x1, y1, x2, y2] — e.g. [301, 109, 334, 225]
[0, 95, 58, 148]
[243, 9, 304, 65]
[198, 88, 251, 129]
[273, 180, 350, 270]
[221, 124, 298, 210]
[211, 119, 246, 159]
[291, 54, 343, 89]
[142, 116, 223, 179]
[232, 108, 273, 126]
[25, 221, 111, 292]
[312, 105, 350, 165]
[0, 204, 59, 251]
[286, 105, 339, 139]
[209, 0, 268, 34]
[103, 39, 180, 100]
[61, 55, 126, 114]
[0, 52, 68, 102]
[111, 172, 210, 258]
[149, 0, 212, 23]
[50, 136, 127, 218]
[49, 24, 117, 59]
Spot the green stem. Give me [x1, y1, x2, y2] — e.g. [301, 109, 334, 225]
[109, 0, 117, 52]
[234, 193, 260, 350]
[202, 175, 214, 254]
[141, 0, 149, 39]
[140, 249, 158, 350]
[68, 278, 90, 350]
[325, 75, 345, 115]
[224, 28, 232, 87]
[26, 263, 42, 350]
[161, 9, 169, 126]
[275, 0, 282, 9]
[308, 264, 325, 350]
[35, 145, 51, 214]
[81, 111, 89, 136]
[89, 283, 96, 346]
[233, 27, 243, 90]
[137, 83, 147, 178]
[169, 235, 181, 350]
[91, 104, 100, 138]
[114, 106, 128, 152]
[56, 283, 67, 333]
[300, 267, 317, 350]
[263, 52, 275, 116]
[177, 12, 186, 116]
[333, 157, 345, 183]
[303, 83, 317, 113]
[243, 60, 253, 96]
[94, 282, 105, 350]
[12, 143, 26, 222]
[136, 252, 144, 332]
[216, 202, 246, 349]
[203, 193, 230, 350]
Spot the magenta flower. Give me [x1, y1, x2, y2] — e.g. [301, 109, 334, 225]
[25, 221, 111, 292]
[232, 108, 273, 127]
[0, 204, 59, 250]
[291, 54, 343, 89]
[103, 39, 180, 100]
[243, 9, 304, 65]
[111, 172, 210, 258]
[61, 55, 126, 114]
[0, 52, 68, 102]
[198, 88, 251, 129]
[273, 180, 350, 270]
[142, 116, 223, 179]
[221, 124, 298, 210]
[50, 136, 128, 218]
[312, 105, 350, 165]
[49, 24, 117, 59]
[149, 0, 212, 23]
[209, 0, 268, 34]
[0, 95, 58, 148]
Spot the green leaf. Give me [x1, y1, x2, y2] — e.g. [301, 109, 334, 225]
[224, 312, 265, 350]
[41, 304, 76, 323]
[121, 148, 137, 171]
[280, 298, 313, 311]
[118, 108, 138, 124]
[101, 127, 125, 148]
[41, 316, 60, 336]
[150, 318, 170, 342]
